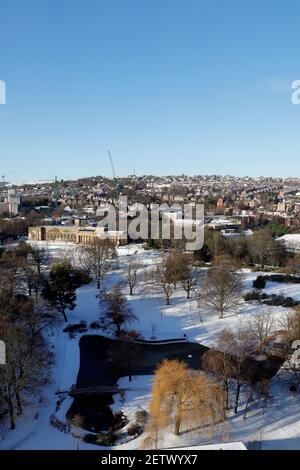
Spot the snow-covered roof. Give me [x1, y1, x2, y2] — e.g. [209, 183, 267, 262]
[278, 234, 300, 251]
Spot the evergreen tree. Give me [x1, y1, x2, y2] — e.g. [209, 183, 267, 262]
[42, 262, 77, 322]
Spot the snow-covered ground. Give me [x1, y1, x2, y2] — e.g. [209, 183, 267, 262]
[113, 371, 300, 450]
[1, 240, 300, 450]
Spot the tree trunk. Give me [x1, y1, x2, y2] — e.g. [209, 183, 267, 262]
[29, 334, 35, 356]
[234, 382, 241, 414]
[219, 300, 225, 319]
[16, 391, 23, 416]
[62, 310, 68, 322]
[224, 381, 229, 410]
[174, 408, 182, 436]
[130, 286, 133, 295]
[243, 393, 253, 419]
[155, 429, 158, 450]
[7, 394, 15, 430]
[97, 279, 100, 289]
[166, 297, 170, 306]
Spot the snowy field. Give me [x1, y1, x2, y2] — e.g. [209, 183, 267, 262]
[111, 367, 300, 450]
[113, 372, 300, 450]
[1, 240, 300, 450]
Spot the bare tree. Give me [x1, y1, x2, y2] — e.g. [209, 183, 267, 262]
[151, 256, 176, 305]
[21, 298, 56, 354]
[0, 251, 50, 432]
[107, 332, 142, 381]
[243, 378, 270, 420]
[213, 328, 253, 414]
[202, 330, 236, 411]
[279, 308, 300, 357]
[79, 239, 116, 289]
[20, 259, 45, 298]
[285, 255, 300, 275]
[0, 283, 21, 323]
[206, 230, 225, 258]
[20, 261, 36, 296]
[279, 308, 300, 385]
[30, 246, 49, 275]
[127, 261, 139, 295]
[151, 251, 198, 300]
[247, 230, 277, 268]
[99, 284, 137, 335]
[0, 253, 24, 297]
[0, 322, 49, 429]
[201, 256, 244, 319]
[250, 310, 274, 356]
[179, 254, 199, 299]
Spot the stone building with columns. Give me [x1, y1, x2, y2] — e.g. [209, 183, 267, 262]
[28, 225, 127, 246]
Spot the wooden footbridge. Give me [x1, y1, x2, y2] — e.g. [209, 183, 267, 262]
[69, 384, 124, 397]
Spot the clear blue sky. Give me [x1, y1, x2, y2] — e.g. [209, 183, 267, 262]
[0, 0, 300, 181]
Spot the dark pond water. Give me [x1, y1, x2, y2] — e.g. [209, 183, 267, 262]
[67, 335, 284, 433]
[67, 335, 208, 432]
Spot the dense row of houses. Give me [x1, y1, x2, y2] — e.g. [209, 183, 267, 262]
[2, 176, 300, 245]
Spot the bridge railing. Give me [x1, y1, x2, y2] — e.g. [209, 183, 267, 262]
[69, 384, 122, 396]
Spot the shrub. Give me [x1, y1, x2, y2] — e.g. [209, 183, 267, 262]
[253, 276, 266, 289]
[63, 321, 87, 336]
[127, 423, 143, 436]
[96, 432, 116, 446]
[50, 414, 71, 434]
[265, 274, 300, 284]
[83, 432, 116, 446]
[90, 321, 102, 330]
[284, 297, 297, 307]
[72, 268, 92, 286]
[244, 291, 298, 308]
[265, 296, 297, 308]
[83, 433, 96, 444]
[244, 291, 261, 301]
[135, 409, 148, 426]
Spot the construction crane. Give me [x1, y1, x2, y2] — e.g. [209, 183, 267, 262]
[108, 151, 122, 200]
[52, 175, 60, 207]
[1, 170, 14, 185]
